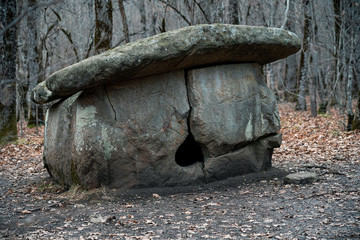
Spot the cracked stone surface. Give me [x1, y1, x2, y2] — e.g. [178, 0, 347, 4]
[35, 24, 300, 189]
[187, 63, 280, 157]
[44, 71, 205, 189]
[43, 64, 282, 189]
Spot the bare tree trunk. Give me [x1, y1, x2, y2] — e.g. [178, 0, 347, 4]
[317, 70, 327, 114]
[138, 0, 147, 38]
[309, 52, 318, 117]
[309, 0, 318, 117]
[0, 0, 18, 144]
[95, 0, 113, 54]
[149, 6, 158, 36]
[228, 0, 239, 24]
[326, 0, 342, 111]
[26, 0, 41, 128]
[296, 0, 310, 111]
[15, 0, 28, 132]
[216, 1, 225, 23]
[158, 0, 191, 25]
[118, 0, 129, 43]
[280, 0, 290, 29]
[297, 50, 309, 111]
[333, 0, 341, 95]
[283, 0, 297, 101]
[331, 23, 345, 113]
[25, 1, 56, 128]
[352, 94, 360, 130]
[310, 74, 318, 117]
[35, 104, 39, 135]
[346, 33, 355, 131]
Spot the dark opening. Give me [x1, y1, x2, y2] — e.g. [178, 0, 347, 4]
[175, 133, 204, 167]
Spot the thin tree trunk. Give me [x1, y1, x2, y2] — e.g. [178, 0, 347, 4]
[327, 0, 341, 111]
[229, 0, 239, 24]
[138, 0, 147, 38]
[281, 0, 290, 29]
[331, 24, 345, 112]
[310, 54, 318, 117]
[296, 0, 310, 111]
[310, 75, 318, 117]
[352, 94, 360, 130]
[26, 0, 40, 128]
[309, 51, 318, 117]
[333, 0, 341, 94]
[26, 1, 48, 128]
[268, 0, 277, 27]
[317, 70, 327, 114]
[283, 0, 297, 101]
[297, 51, 309, 111]
[346, 33, 355, 131]
[149, 7, 158, 36]
[118, 0, 129, 43]
[35, 104, 39, 135]
[309, 0, 318, 117]
[95, 0, 113, 54]
[0, 0, 18, 144]
[216, 1, 225, 23]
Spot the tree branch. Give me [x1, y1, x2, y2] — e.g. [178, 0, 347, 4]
[0, 0, 61, 37]
[193, 0, 210, 23]
[281, 0, 290, 29]
[158, 0, 191, 26]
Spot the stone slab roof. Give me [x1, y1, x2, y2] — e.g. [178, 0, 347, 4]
[31, 24, 300, 104]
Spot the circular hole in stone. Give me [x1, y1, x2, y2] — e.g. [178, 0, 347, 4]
[175, 133, 204, 167]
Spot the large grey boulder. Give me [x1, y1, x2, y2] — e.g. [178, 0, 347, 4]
[33, 24, 301, 189]
[187, 63, 280, 157]
[44, 71, 205, 188]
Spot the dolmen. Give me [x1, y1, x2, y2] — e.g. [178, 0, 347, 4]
[32, 24, 300, 189]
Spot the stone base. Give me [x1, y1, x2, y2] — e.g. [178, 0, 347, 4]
[43, 64, 281, 189]
[204, 134, 282, 182]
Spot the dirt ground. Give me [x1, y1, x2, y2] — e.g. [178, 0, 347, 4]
[1, 103, 359, 239]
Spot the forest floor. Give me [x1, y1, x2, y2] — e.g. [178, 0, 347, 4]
[0, 103, 359, 239]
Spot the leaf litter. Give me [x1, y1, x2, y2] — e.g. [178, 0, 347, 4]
[0, 102, 359, 239]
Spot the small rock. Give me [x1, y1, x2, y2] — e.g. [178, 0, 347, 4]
[152, 193, 161, 199]
[284, 171, 318, 184]
[333, 155, 345, 160]
[89, 215, 115, 223]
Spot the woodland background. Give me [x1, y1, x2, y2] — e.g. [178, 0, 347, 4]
[1, 1, 360, 238]
[0, 0, 360, 144]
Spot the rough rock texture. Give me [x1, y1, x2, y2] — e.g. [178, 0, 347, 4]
[35, 24, 301, 189]
[203, 134, 282, 182]
[31, 24, 300, 104]
[44, 71, 205, 189]
[284, 172, 318, 184]
[44, 65, 283, 189]
[187, 63, 280, 157]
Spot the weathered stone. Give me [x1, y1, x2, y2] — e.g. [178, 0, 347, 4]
[204, 134, 282, 182]
[31, 24, 300, 104]
[44, 71, 205, 189]
[284, 172, 318, 184]
[34, 24, 301, 189]
[187, 63, 280, 157]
